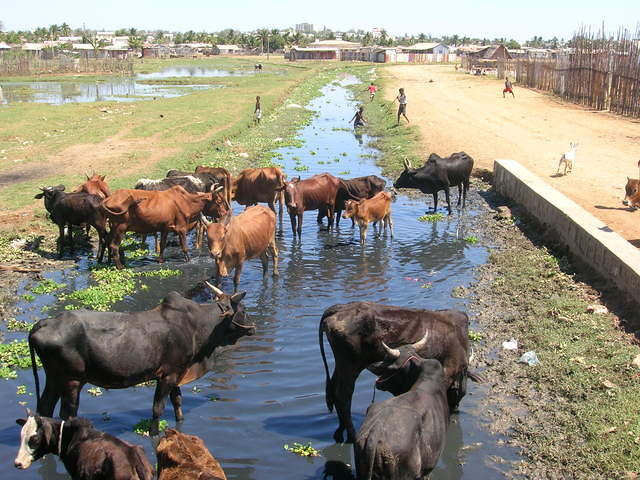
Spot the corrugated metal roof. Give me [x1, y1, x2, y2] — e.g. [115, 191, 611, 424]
[0, 42, 11, 49]
[404, 42, 443, 50]
[215, 44, 241, 49]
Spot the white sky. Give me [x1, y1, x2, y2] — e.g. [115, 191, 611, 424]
[3, 0, 639, 42]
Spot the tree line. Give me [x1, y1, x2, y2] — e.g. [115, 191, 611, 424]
[0, 21, 571, 51]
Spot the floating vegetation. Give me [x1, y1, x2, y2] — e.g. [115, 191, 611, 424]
[31, 279, 66, 295]
[133, 419, 168, 436]
[7, 318, 33, 332]
[331, 127, 352, 132]
[317, 160, 326, 165]
[61, 267, 182, 311]
[464, 236, 479, 244]
[0, 340, 41, 380]
[310, 151, 317, 155]
[22, 294, 35, 302]
[16, 385, 28, 395]
[284, 442, 320, 457]
[340, 152, 348, 157]
[120, 235, 151, 260]
[333, 158, 341, 163]
[87, 387, 103, 397]
[420, 283, 433, 289]
[294, 165, 309, 172]
[338, 171, 351, 175]
[418, 213, 445, 223]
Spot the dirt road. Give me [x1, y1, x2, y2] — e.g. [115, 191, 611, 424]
[383, 64, 640, 243]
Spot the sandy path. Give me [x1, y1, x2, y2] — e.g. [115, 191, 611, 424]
[383, 65, 640, 243]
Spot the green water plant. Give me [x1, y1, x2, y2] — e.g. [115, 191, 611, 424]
[418, 213, 445, 222]
[284, 442, 320, 457]
[133, 419, 168, 436]
[32, 278, 66, 294]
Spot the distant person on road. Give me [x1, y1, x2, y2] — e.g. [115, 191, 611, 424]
[503, 77, 515, 98]
[254, 95, 262, 124]
[368, 82, 377, 101]
[395, 87, 409, 124]
[351, 105, 367, 128]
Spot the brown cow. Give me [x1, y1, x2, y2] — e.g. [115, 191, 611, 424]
[342, 191, 393, 245]
[202, 205, 278, 292]
[232, 167, 286, 215]
[194, 166, 233, 208]
[284, 173, 341, 237]
[73, 174, 111, 199]
[157, 429, 227, 480]
[102, 186, 228, 269]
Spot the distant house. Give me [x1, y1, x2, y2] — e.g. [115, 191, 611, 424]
[289, 39, 361, 61]
[462, 44, 512, 72]
[58, 36, 82, 43]
[213, 44, 242, 55]
[400, 42, 452, 63]
[103, 44, 130, 59]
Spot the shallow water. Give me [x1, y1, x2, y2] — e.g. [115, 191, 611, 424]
[136, 66, 257, 79]
[0, 76, 521, 478]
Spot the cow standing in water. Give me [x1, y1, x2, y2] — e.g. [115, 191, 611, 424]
[202, 205, 279, 292]
[393, 152, 474, 214]
[334, 175, 386, 227]
[342, 191, 393, 245]
[355, 332, 450, 480]
[28, 285, 254, 436]
[15, 414, 154, 479]
[284, 173, 341, 237]
[319, 301, 480, 443]
[232, 167, 287, 216]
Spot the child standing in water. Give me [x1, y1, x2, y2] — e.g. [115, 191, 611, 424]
[254, 95, 262, 124]
[395, 88, 409, 124]
[351, 105, 367, 128]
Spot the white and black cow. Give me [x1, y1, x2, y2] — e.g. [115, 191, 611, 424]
[15, 413, 154, 479]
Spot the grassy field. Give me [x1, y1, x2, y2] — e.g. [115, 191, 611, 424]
[0, 57, 342, 218]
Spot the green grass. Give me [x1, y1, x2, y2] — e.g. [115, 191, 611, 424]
[482, 236, 640, 476]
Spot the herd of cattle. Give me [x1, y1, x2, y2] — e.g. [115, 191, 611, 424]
[16, 151, 479, 479]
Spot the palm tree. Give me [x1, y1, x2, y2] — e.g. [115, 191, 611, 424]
[255, 28, 269, 54]
[60, 23, 71, 37]
[49, 24, 60, 40]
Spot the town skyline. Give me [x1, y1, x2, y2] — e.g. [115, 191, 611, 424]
[3, 0, 639, 43]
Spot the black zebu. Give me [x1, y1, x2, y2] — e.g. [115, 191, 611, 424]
[334, 175, 386, 227]
[35, 185, 109, 261]
[355, 332, 450, 480]
[393, 152, 474, 214]
[319, 301, 479, 443]
[29, 283, 254, 436]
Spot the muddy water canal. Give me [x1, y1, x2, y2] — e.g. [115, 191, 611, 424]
[0, 76, 521, 478]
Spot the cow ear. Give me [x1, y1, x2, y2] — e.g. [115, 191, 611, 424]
[231, 291, 246, 303]
[16, 418, 26, 426]
[100, 175, 106, 181]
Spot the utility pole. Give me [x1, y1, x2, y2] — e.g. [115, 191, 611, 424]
[267, 33, 270, 60]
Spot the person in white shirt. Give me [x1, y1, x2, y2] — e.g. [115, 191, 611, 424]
[395, 88, 409, 124]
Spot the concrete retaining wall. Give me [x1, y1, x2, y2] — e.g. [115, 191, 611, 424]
[494, 159, 640, 306]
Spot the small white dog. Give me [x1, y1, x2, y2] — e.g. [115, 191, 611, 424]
[556, 142, 578, 176]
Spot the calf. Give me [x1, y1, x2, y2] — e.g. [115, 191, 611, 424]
[556, 142, 578, 176]
[319, 301, 479, 443]
[284, 173, 341, 237]
[342, 191, 393, 245]
[157, 429, 227, 480]
[15, 414, 153, 480]
[355, 332, 449, 480]
[202, 205, 278, 292]
[393, 152, 474, 214]
[335, 175, 386, 227]
[35, 185, 108, 262]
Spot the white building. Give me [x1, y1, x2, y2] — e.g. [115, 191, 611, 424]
[295, 23, 314, 33]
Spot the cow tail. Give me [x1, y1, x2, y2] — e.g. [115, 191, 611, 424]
[318, 317, 334, 412]
[29, 333, 41, 409]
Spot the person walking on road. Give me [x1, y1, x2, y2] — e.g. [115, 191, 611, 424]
[503, 77, 515, 99]
[396, 88, 409, 125]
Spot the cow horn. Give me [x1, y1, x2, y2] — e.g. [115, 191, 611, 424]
[381, 341, 401, 359]
[411, 330, 429, 350]
[204, 281, 224, 297]
[214, 185, 224, 193]
[200, 213, 211, 226]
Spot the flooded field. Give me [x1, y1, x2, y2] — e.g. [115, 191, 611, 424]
[0, 76, 521, 478]
[0, 64, 259, 105]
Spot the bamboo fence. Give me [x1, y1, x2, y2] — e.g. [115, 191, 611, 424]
[0, 54, 134, 76]
[496, 28, 640, 118]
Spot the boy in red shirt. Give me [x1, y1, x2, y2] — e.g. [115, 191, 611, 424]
[368, 82, 377, 101]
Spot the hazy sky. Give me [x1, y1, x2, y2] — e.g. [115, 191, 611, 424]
[3, 0, 638, 42]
